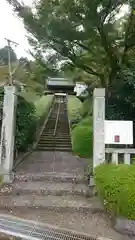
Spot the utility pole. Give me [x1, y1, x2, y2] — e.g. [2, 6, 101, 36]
[5, 38, 19, 85]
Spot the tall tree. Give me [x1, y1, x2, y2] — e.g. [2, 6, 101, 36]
[0, 46, 17, 65]
[6, 0, 135, 88]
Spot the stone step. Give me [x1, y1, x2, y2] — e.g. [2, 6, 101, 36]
[37, 142, 71, 146]
[0, 195, 103, 213]
[38, 138, 71, 141]
[41, 135, 70, 139]
[38, 139, 71, 143]
[37, 145, 72, 149]
[41, 136, 71, 139]
[37, 142, 72, 147]
[0, 181, 93, 197]
[39, 136, 70, 139]
[36, 147, 72, 151]
[14, 172, 85, 183]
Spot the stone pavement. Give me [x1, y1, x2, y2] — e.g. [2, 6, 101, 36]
[16, 151, 87, 174]
[0, 151, 131, 240]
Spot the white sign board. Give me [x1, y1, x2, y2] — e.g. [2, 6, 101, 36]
[105, 120, 133, 145]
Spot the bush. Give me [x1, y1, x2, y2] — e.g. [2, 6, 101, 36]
[67, 95, 82, 124]
[34, 95, 53, 130]
[95, 164, 135, 220]
[77, 116, 93, 127]
[80, 96, 92, 118]
[16, 96, 37, 151]
[16, 94, 53, 152]
[72, 125, 93, 158]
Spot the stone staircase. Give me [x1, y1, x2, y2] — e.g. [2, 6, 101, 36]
[0, 172, 99, 212]
[0, 169, 128, 239]
[0, 94, 126, 239]
[36, 97, 72, 151]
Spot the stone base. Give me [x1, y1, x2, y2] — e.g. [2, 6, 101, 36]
[88, 176, 95, 186]
[3, 172, 15, 183]
[115, 217, 135, 237]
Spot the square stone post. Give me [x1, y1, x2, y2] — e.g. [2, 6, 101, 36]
[0, 86, 17, 183]
[93, 88, 105, 169]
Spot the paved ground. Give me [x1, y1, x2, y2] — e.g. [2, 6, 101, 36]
[0, 151, 131, 240]
[16, 151, 87, 175]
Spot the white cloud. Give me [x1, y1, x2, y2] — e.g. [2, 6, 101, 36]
[0, 0, 33, 59]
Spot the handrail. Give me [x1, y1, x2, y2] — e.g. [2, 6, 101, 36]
[53, 101, 61, 137]
[106, 148, 135, 154]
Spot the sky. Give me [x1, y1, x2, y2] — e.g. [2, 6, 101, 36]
[0, 0, 33, 59]
[0, 1, 129, 60]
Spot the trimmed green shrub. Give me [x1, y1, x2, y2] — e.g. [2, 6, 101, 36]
[77, 116, 93, 127]
[80, 96, 92, 118]
[72, 125, 93, 158]
[67, 95, 82, 124]
[95, 164, 135, 220]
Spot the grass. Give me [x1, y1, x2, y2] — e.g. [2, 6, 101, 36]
[34, 95, 53, 119]
[80, 96, 93, 117]
[20, 91, 40, 103]
[67, 95, 82, 123]
[16, 91, 53, 152]
[77, 116, 93, 127]
[95, 164, 135, 220]
[67, 95, 93, 159]
[71, 117, 93, 159]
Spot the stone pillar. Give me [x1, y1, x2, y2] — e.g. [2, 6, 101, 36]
[0, 86, 17, 183]
[93, 88, 105, 169]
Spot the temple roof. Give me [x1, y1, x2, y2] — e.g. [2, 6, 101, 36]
[47, 77, 75, 87]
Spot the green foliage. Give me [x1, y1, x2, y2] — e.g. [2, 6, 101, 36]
[77, 116, 93, 127]
[34, 95, 53, 126]
[106, 67, 135, 130]
[80, 96, 92, 118]
[67, 95, 82, 124]
[0, 46, 17, 65]
[68, 94, 93, 158]
[16, 94, 53, 152]
[16, 96, 37, 151]
[95, 164, 135, 220]
[72, 124, 93, 158]
[7, 0, 135, 88]
[20, 91, 40, 103]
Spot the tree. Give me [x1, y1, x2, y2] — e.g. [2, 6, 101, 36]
[7, 0, 135, 125]
[0, 46, 17, 65]
[6, 0, 135, 87]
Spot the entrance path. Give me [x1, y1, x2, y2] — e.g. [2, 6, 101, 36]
[16, 151, 86, 175]
[0, 151, 130, 240]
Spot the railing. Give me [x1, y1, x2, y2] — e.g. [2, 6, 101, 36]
[53, 102, 61, 137]
[105, 148, 135, 164]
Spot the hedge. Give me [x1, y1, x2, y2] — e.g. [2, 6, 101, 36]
[80, 96, 93, 118]
[77, 116, 93, 127]
[72, 125, 93, 158]
[67, 95, 82, 125]
[95, 164, 135, 220]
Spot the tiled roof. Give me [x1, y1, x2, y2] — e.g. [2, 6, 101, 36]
[47, 77, 75, 87]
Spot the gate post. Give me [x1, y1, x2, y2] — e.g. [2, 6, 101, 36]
[0, 85, 17, 183]
[93, 88, 105, 169]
